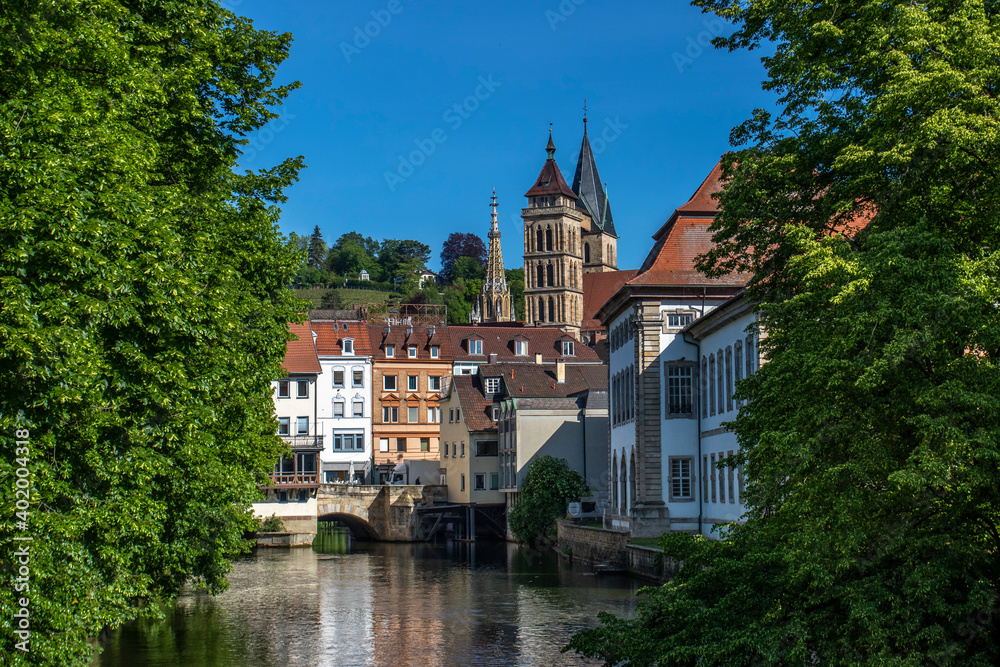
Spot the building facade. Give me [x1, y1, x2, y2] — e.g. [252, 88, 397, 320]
[598, 161, 751, 537]
[439, 373, 503, 506]
[368, 323, 452, 477]
[311, 318, 373, 484]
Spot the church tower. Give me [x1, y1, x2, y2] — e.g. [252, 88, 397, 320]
[522, 131, 586, 336]
[475, 189, 514, 323]
[571, 111, 619, 273]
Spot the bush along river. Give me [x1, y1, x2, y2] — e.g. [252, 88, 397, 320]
[94, 536, 642, 666]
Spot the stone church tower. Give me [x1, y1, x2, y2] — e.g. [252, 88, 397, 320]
[522, 119, 620, 335]
[472, 189, 514, 323]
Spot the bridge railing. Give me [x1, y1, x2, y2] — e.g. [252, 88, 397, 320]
[266, 472, 319, 487]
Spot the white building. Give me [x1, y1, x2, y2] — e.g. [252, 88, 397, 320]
[597, 161, 756, 538]
[311, 319, 374, 484]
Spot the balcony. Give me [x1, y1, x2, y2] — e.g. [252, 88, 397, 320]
[266, 472, 319, 488]
[280, 435, 324, 449]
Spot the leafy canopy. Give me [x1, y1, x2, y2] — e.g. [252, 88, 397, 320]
[568, 1, 1000, 665]
[0, 0, 303, 663]
[508, 456, 589, 546]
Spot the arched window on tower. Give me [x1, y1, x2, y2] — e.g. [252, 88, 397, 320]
[538, 297, 546, 323]
[546, 263, 554, 287]
[536, 263, 543, 288]
[536, 227, 543, 252]
[548, 297, 556, 322]
[545, 227, 553, 251]
[584, 242, 590, 263]
[496, 298, 503, 319]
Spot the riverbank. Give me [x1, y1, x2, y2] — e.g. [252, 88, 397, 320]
[555, 520, 679, 583]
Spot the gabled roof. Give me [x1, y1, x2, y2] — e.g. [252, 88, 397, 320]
[524, 133, 579, 199]
[487, 362, 608, 398]
[282, 322, 322, 374]
[581, 270, 638, 332]
[368, 324, 453, 361]
[452, 374, 498, 433]
[448, 325, 600, 363]
[311, 320, 373, 357]
[571, 124, 617, 236]
[628, 160, 749, 288]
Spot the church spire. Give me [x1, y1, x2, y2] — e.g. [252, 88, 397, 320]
[571, 109, 617, 237]
[475, 189, 513, 323]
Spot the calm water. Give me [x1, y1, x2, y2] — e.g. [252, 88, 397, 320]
[96, 540, 641, 667]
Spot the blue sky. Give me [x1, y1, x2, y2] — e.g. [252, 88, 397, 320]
[231, 0, 776, 272]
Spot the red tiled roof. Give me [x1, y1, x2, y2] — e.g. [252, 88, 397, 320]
[629, 160, 750, 288]
[483, 362, 608, 398]
[311, 320, 373, 357]
[524, 137, 578, 199]
[581, 270, 638, 332]
[448, 325, 600, 363]
[282, 322, 321, 374]
[452, 375, 498, 433]
[367, 324, 454, 361]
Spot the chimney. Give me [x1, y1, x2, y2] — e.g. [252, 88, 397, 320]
[489, 353, 498, 364]
[556, 359, 566, 383]
[534, 352, 543, 365]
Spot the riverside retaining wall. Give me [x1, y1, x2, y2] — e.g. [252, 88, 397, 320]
[556, 520, 679, 583]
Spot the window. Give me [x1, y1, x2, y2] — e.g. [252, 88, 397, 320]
[385, 345, 395, 358]
[703, 455, 710, 501]
[333, 432, 364, 451]
[746, 334, 754, 376]
[428, 376, 442, 392]
[343, 338, 354, 354]
[456, 408, 461, 422]
[485, 377, 500, 394]
[277, 417, 290, 435]
[702, 357, 709, 418]
[420, 438, 430, 452]
[430, 346, 439, 358]
[710, 453, 717, 502]
[546, 263, 554, 286]
[725, 347, 734, 412]
[296, 416, 308, 435]
[396, 438, 407, 452]
[383, 374, 397, 391]
[734, 341, 743, 408]
[709, 355, 716, 416]
[277, 380, 290, 398]
[333, 370, 344, 388]
[460, 474, 466, 492]
[492, 406, 500, 421]
[353, 370, 364, 387]
[379, 438, 389, 452]
[476, 440, 498, 457]
[514, 340, 528, 356]
[353, 400, 364, 417]
[670, 458, 693, 500]
[490, 473, 499, 490]
[342, 323, 348, 331]
[408, 406, 419, 423]
[719, 452, 726, 503]
[428, 407, 440, 423]
[666, 313, 694, 328]
[443, 441, 449, 458]
[460, 442, 466, 458]
[727, 450, 736, 502]
[448, 408, 454, 423]
[468, 339, 483, 355]
[562, 341, 575, 356]
[333, 401, 344, 418]
[452, 442, 457, 457]
[474, 473, 486, 491]
[666, 365, 694, 415]
[407, 375, 418, 392]
[382, 406, 398, 423]
[296, 379, 309, 398]
[716, 349, 725, 414]
[408, 346, 417, 358]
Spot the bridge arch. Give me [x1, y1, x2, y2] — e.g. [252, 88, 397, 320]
[318, 512, 379, 541]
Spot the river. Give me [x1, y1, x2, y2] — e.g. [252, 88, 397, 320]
[95, 539, 641, 666]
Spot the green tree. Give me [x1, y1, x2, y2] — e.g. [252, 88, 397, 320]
[327, 237, 375, 280]
[443, 278, 481, 324]
[508, 456, 589, 546]
[568, 1, 1000, 665]
[451, 255, 485, 282]
[505, 267, 525, 320]
[306, 224, 327, 269]
[0, 1, 302, 663]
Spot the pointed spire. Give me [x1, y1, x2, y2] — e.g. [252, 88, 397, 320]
[546, 125, 556, 161]
[583, 98, 588, 134]
[489, 187, 500, 237]
[571, 111, 617, 237]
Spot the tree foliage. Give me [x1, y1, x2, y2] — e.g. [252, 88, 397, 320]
[440, 231, 487, 280]
[569, 1, 1000, 665]
[506, 267, 525, 320]
[306, 224, 326, 269]
[0, 1, 302, 663]
[508, 456, 589, 546]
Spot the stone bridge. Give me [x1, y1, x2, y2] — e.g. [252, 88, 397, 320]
[316, 484, 448, 541]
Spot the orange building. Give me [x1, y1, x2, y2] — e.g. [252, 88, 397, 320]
[368, 323, 453, 474]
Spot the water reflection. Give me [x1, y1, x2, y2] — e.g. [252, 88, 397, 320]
[97, 541, 639, 667]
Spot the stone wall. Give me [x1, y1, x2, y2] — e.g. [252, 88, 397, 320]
[556, 520, 677, 583]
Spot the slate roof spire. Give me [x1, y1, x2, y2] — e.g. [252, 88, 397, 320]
[571, 109, 617, 237]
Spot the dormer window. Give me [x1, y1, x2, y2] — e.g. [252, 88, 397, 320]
[408, 346, 417, 358]
[485, 377, 500, 394]
[492, 406, 500, 421]
[514, 340, 528, 356]
[430, 346, 439, 359]
[385, 345, 395, 358]
[562, 341, 575, 356]
[468, 339, 483, 355]
[342, 338, 354, 355]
